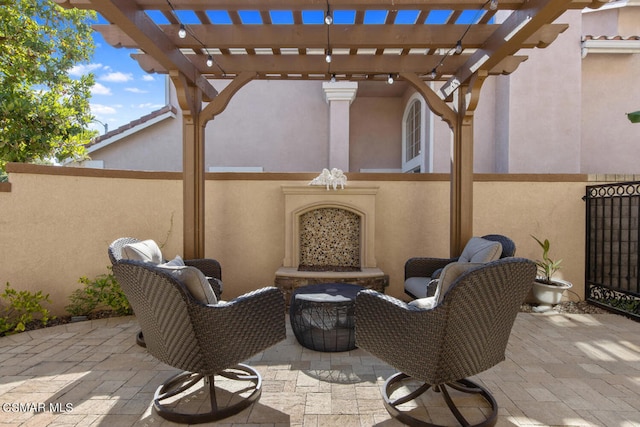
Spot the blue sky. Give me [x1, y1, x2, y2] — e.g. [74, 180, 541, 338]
[70, 19, 167, 135]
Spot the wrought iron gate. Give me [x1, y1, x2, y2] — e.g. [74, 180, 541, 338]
[585, 182, 640, 319]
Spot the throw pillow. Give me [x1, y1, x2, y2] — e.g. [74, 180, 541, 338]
[157, 265, 218, 305]
[122, 240, 163, 264]
[458, 237, 502, 263]
[161, 255, 185, 267]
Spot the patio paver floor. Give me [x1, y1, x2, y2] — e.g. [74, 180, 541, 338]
[1, 312, 639, 426]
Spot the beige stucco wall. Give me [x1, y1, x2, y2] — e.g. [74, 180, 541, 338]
[503, 11, 584, 173]
[350, 96, 403, 172]
[87, 113, 182, 171]
[581, 52, 640, 174]
[1, 164, 601, 316]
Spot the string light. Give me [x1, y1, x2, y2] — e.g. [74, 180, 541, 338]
[330, 74, 336, 83]
[206, 55, 214, 67]
[178, 24, 187, 39]
[429, 68, 437, 79]
[455, 40, 463, 54]
[387, 74, 394, 84]
[325, 4, 333, 25]
[325, 49, 332, 63]
[489, 0, 499, 10]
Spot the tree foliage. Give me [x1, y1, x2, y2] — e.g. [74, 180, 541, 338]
[0, 0, 97, 172]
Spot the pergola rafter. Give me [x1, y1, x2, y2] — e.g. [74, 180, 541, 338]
[55, 0, 609, 258]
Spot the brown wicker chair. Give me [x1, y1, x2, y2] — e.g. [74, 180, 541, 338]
[356, 257, 536, 427]
[109, 237, 223, 347]
[404, 234, 516, 299]
[112, 259, 286, 424]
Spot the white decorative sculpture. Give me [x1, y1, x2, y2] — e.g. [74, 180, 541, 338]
[309, 168, 347, 190]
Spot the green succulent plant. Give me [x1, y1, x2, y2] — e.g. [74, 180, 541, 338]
[531, 235, 563, 285]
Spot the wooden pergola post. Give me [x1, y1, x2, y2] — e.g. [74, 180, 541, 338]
[450, 85, 475, 256]
[172, 72, 205, 259]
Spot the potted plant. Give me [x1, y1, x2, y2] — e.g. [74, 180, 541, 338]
[528, 236, 573, 312]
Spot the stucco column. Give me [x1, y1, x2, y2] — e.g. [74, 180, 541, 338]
[322, 82, 358, 172]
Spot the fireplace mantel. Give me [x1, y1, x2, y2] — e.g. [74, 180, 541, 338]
[281, 185, 379, 269]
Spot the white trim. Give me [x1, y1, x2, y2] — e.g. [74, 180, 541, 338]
[359, 168, 403, 173]
[85, 108, 176, 154]
[322, 81, 358, 104]
[581, 39, 640, 57]
[208, 166, 264, 172]
[402, 93, 427, 173]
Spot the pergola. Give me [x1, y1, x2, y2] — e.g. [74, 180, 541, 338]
[56, 0, 607, 258]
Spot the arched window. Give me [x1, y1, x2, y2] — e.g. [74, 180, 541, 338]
[402, 94, 430, 172]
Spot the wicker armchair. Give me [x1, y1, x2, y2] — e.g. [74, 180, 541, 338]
[109, 237, 224, 347]
[356, 257, 536, 427]
[404, 234, 516, 299]
[112, 259, 286, 424]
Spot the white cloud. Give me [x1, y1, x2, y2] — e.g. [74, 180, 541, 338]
[142, 75, 155, 81]
[69, 63, 103, 76]
[125, 87, 148, 94]
[90, 104, 118, 115]
[91, 83, 112, 96]
[100, 72, 134, 83]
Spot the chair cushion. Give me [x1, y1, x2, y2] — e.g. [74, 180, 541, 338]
[404, 277, 435, 299]
[157, 265, 218, 305]
[122, 240, 163, 264]
[458, 237, 502, 263]
[407, 295, 438, 310]
[408, 262, 482, 309]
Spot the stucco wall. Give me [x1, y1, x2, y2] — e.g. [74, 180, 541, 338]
[89, 115, 182, 171]
[349, 96, 403, 172]
[1, 163, 599, 316]
[206, 80, 330, 172]
[581, 53, 640, 173]
[506, 11, 584, 173]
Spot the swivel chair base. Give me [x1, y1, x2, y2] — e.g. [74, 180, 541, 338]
[153, 363, 262, 424]
[382, 372, 498, 427]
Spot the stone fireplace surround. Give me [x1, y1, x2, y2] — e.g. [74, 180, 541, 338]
[275, 185, 388, 303]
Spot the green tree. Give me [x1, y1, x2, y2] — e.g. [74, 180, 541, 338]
[0, 0, 97, 173]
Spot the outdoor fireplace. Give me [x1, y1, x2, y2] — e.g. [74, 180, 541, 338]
[275, 186, 388, 303]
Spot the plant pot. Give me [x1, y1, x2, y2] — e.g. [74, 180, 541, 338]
[527, 278, 573, 312]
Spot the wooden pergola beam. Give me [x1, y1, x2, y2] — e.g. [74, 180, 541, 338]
[132, 52, 528, 78]
[96, 23, 568, 51]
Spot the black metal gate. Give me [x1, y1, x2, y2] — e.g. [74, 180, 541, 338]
[585, 182, 640, 319]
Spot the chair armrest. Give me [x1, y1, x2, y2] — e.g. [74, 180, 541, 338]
[189, 287, 286, 372]
[404, 257, 457, 280]
[355, 289, 446, 383]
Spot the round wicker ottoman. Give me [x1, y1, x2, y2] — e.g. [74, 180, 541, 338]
[289, 283, 365, 352]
